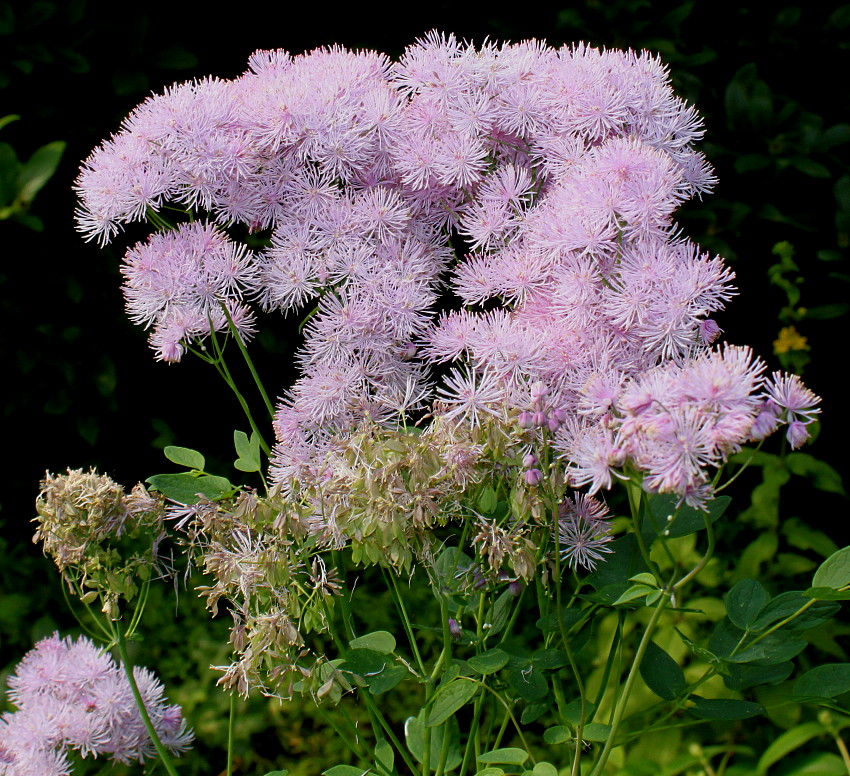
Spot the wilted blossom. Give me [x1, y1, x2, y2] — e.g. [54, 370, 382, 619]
[0, 633, 192, 775]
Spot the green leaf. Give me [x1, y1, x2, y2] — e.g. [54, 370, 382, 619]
[724, 661, 794, 692]
[349, 631, 396, 654]
[16, 141, 65, 205]
[791, 157, 831, 178]
[784, 518, 840, 558]
[506, 666, 548, 702]
[234, 430, 261, 472]
[486, 589, 513, 637]
[426, 678, 478, 726]
[339, 648, 388, 678]
[785, 454, 845, 495]
[405, 712, 461, 771]
[145, 473, 233, 504]
[368, 665, 408, 695]
[645, 493, 731, 541]
[163, 445, 205, 470]
[582, 723, 611, 742]
[813, 547, 850, 590]
[532, 648, 568, 670]
[561, 698, 596, 727]
[468, 648, 509, 675]
[689, 697, 765, 720]
[611, 584, 655, 606]
[793, 664, 850, 699]
[640, 641, 686, 700]
[478, 486, 498, 514]
[543, 726, 571, 745]
[0, 114, 20, 132]
[726, 579, 770, 629]
[769, 752, 848, 776]
[820, 123, 850, 150]
[804, 587, 850, 601]
[263, 771, 289, 776]
[520, 699, 551, 724]
[533, 764, 559, 776]
[751, 592, 839, 632]
[478, 749, 529, 765]
[375, 739, 394, 773]
[322, 767, 367, 776]
[757, 723, 828, 774]
[586, 534, 650, 590]
[535, 607, 582, 632]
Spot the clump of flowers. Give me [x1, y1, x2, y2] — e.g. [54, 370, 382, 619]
[74, 33, 819, 516]
[60, 33, 837, 776]
[0, 633, 192, 776]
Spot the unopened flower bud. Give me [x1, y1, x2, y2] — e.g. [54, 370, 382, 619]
[548, 415, 562, 433]
[532, 411, 547, 427]
[518, 410, 534, 429]
[524, 468, 543, 486]
[750, 400, 781, 440]
[699, 318, 722, 344]
[530, 381, 548, 402]
[448, 618, 462, 638]
[402, 342, 417, 360]
[509, 580, 523, 597]
[522, 453, 538, 468]
[786, 420, 810, 450]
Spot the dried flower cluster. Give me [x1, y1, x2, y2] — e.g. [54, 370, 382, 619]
[0, 634, 192, 776]
[34, 469, 167, 616]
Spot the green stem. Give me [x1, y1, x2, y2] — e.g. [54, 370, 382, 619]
[207, 328, 272, 456]
[384, 567, 426, 677]
[588, 592, 670, 776]
[113, 623, 181, 776]
[459, 692, 486, 776]
[226, 692, 236, 776]
[219, 301, 275, 420]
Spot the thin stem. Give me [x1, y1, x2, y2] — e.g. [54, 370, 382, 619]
[833, 733, 850, 776]
[459, 692, 486, 776]
[113, 622, 181, 776]
[588, 592, 670, 776]
[219, 301, 275, 420]
[383, 567, 426, 677]
[226, 692, 236, 776]
[673, 514, 716, 593]
[207, 327, 272, 456]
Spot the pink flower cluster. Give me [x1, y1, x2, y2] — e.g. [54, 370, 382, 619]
[0, 634, 192, 776]
[75, 32, 820, 508]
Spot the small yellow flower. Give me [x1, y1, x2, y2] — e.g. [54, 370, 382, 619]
[773, 326, 809, 354]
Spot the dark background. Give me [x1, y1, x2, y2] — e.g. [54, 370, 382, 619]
[2, 0, 848, 651]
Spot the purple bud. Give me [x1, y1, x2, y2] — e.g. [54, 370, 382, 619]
[699, 318, 722, 345]
[518, 410, 534, 429]
[402, 342, 417, 360]
[525, 468, 543, 486]
[548, 415, 562, 433]
[522, 453, 538, 468]
[750, 400, 781, 440]
[553, 408, 568, 424]
[532, 411, 547, 428]
[786, 420, 810, 450]
[448, 618, 462, 638]
[509, 580, 523, 597]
